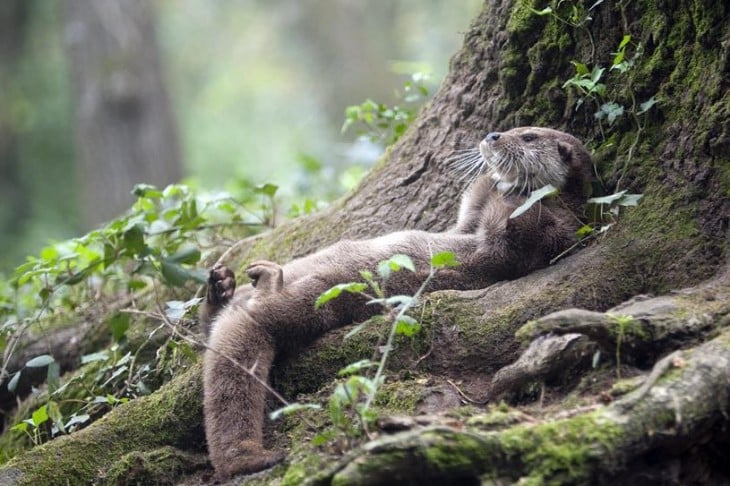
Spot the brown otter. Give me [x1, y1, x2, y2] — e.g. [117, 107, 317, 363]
[200, 127, 592, 480]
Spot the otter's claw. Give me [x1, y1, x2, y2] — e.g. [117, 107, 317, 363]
[207, 263, 236, 305]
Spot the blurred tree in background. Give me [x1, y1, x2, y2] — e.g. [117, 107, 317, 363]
[0, 0, 481, 270]
[62, 0, 182, 227]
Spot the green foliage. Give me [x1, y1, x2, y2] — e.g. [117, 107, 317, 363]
[510, 184, 559, 219]
[342, 72, 432, 146]
[276, 251, 459, 448]
[0, 181, 279, 454]
[607, 314, 647, 379]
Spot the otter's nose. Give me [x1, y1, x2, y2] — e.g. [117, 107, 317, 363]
[485, 132, 501, 142]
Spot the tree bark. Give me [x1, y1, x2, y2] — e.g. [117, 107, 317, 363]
[0, 0, 728, 483]
[62, 0, 181, 227]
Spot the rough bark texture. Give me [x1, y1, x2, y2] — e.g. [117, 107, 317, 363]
[0, 0, 728, 484]
[62, 0, 182, 227]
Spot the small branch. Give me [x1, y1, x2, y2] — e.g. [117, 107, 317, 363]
[120, 306, 310, 427]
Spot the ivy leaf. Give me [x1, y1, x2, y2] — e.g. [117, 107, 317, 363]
[255, 183, 279, 198]
[26, 354, 55, 368]
[638, 96, 658, 114]
[65, 414, 90, 430]
[431, 251, 459, 268]
[81, 351, 109, 364]
[7, 371, 20, 392]
[576, 225, 594, 238]
[337, 359, 377, 377]
[596, 102, 624, 125]
[315, 282, 368, 309]
[31, 404, 49, 427]
[108, 313, 130, 342]
[377, 254, 415, 280]
[160, 260, 198, 287]
[510, 185, 558, 219]
[122, 225, 146, 257]
[588, 190, 627, 205]
[375, 295, 414, 308]
[395, 315, 421, 337]
[131, 183, 162, 199]
[167, 246, 201, 265]
[269, 402, 321, 421]
[47, 361, 61, 394]
[617, 194, 643, 206]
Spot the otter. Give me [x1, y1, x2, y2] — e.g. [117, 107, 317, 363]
[200, 127, 592, 480]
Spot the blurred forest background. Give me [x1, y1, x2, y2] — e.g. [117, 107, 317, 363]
[0, 0, 481, 271]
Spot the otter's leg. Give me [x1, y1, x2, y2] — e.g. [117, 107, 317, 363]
[203, 308, 284, 480]
[246, 260, 284, 294]
[199, 263, 236, 335]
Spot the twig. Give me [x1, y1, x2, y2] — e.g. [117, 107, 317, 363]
[446, 379, 488, 405]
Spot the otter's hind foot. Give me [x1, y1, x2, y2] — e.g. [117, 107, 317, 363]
[207, 263, 236, 305]
[212, 440, 285, 481]
[246, 260, 284, 294]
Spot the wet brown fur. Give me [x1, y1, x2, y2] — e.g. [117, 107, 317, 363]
[201, 127, 592, 480]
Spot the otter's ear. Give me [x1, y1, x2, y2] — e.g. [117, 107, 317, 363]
[557, 141, 573, 164]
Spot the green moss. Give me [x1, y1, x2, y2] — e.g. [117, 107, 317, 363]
[466, 409, 525, 430]
[499, 412, 622, 484]
[281, 453, 329, 486]
[422, 430, 490, 474]
[373, 380, 424, 415]
[103, 446, 208, 485]
[0, 366, 204, 484]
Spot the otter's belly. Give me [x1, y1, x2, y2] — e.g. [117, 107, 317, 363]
[281, 231, 479, 286]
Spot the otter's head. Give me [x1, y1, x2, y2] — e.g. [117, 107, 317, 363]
[477, 127, 591, 197]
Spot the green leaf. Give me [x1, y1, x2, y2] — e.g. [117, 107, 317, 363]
[165, 300, 188, 320]
[122, 225, 146, 256]
[571, 61, 589, 76]
[7, 371, 20, 392]
[31, 404, 49, 427]
[47, 361, 61, 394]
[81, 351, 109, 364]
[47, 400, 64, 434]
[531, 6, 553, 15]
[65, 414, 90, 429]
[510, 184, 558, 219]
[311, 430, 335, 446]
[315, 283, 368, 309]
[131, 183, 162, 198]
[26, 354, 55, 368]
[160, 260, 194, 287]
[395, 315, 421, 337]
[596, 102, 624, 125]
[255, 183, 279, 198]
[431, 251, 459, 268]
[617, 193, 643, 206]
[588, 190, 627, 205]
[337, 359, 377, 377]
[618, 34, 631, 49]
[638, 96, 658, 114]
[377, 254, 415, 280]
[576, 225, 594, 238]
[382, 295, 414, 308]
[108, 313, 130, 342]
[269, 402, 321, 421]
[167, 246, 201, 265]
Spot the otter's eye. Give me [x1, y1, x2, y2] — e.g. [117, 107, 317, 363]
[521, 133, 538, 142]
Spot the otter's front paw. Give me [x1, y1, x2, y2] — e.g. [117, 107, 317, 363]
[213, 440, 285, 481]
[246, 260, 284, 294]
[207, 263, 236, 305]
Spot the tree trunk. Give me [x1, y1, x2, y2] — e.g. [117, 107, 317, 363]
[0, 0, 727, 483]
[62, 0, 181, 227]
